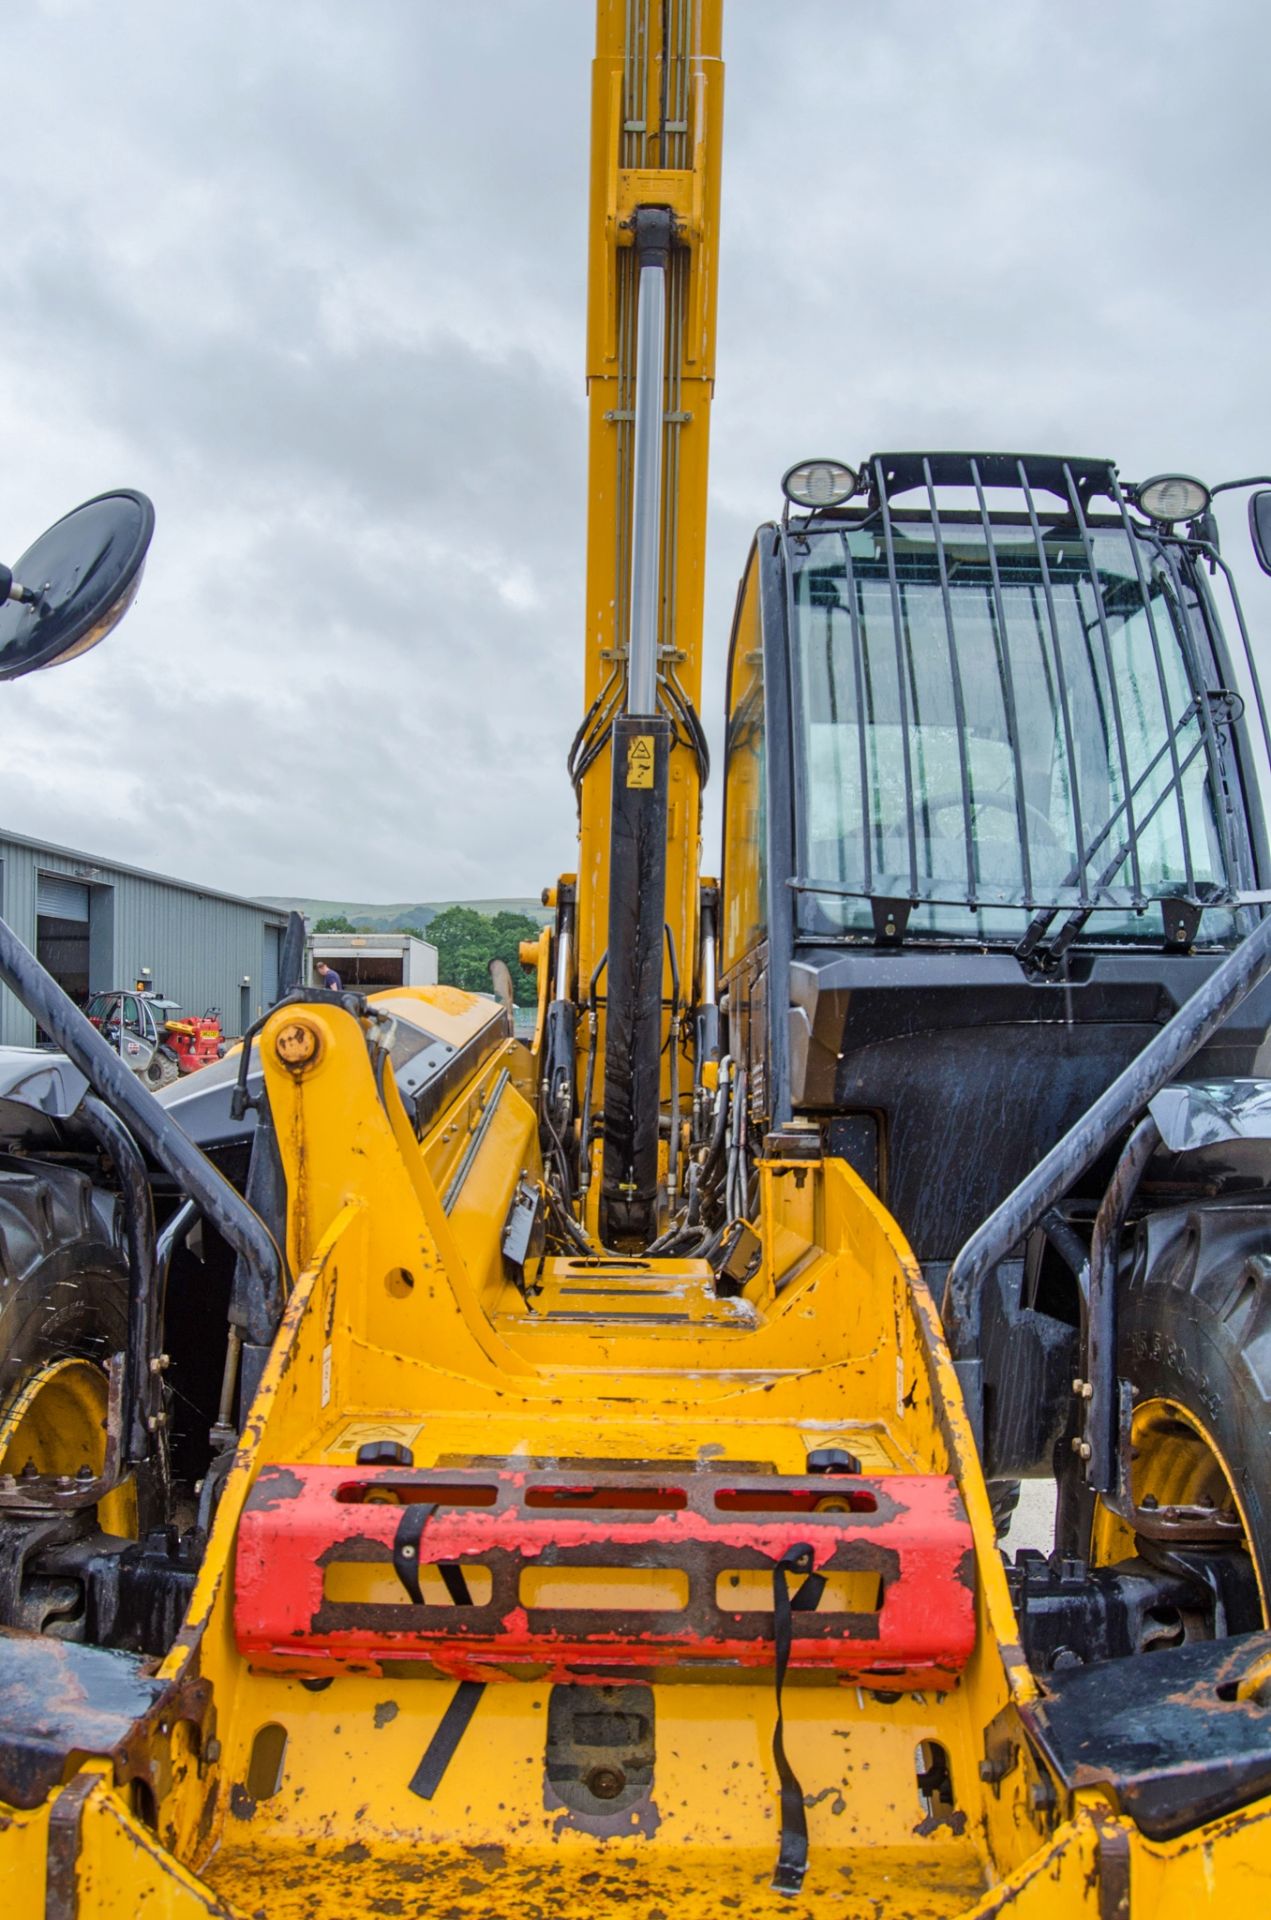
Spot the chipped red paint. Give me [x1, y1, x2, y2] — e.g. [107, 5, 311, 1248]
[234, 1466, 976, 1686]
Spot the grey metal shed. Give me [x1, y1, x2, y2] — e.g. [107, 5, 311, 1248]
[0, 828, 289, 1047]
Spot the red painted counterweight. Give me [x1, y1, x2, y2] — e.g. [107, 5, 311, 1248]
[234, 1464, 977, 1686]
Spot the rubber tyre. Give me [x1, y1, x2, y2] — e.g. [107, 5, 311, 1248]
[988, 1480, 1021, 1540]
[1113, 1201, 1271, 1600]
[144, 1052, 180, 1092]
[0, 1159, 128, 1458]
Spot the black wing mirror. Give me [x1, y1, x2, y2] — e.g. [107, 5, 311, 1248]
[1249, 490, 1271, 577]
[0, 490, 154, 682]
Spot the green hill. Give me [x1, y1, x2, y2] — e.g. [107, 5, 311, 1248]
[261, 895, 551, 936]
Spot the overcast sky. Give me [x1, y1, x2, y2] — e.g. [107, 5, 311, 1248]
[1, 1, 1269, 906]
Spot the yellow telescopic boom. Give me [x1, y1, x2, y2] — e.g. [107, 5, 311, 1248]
[564, 0, 723, 1244]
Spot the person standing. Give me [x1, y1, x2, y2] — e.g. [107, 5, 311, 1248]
[315, 960, 342, 991]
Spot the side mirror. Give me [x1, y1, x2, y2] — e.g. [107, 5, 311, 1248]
[1249, 490, 1271, 577]
[0, 490, 154, 682]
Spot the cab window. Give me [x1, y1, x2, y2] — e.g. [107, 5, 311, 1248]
[722, 553, 767, 972]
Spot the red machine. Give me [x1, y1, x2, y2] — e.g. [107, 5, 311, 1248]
[159, 1006, 224, 1072]
[85, 988, 224, 1088]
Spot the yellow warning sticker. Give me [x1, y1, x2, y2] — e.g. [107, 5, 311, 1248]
[627, 733, 655, 789]
[321, 1419, 423, 1458]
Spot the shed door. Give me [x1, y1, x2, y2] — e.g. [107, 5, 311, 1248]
[37, 875, 90, 921]
[36, 874, 92, 1008]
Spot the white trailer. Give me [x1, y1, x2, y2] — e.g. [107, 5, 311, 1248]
[306, 932, 438, 991]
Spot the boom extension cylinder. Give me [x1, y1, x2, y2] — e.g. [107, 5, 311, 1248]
[599, 207, 676, 1246]
[625, 207, 672, 718]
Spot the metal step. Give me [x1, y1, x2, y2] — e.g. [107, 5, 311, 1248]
[502, 1255, 760, 1334]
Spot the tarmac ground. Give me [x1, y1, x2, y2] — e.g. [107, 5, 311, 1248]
[1001, 1478, 1058, 1558]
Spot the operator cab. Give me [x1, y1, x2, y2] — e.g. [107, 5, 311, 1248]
[721, 453, 1271, 1273]
[87, 988, 171, 1058]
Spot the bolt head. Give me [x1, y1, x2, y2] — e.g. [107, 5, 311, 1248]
[276, 1019, 320, 1069]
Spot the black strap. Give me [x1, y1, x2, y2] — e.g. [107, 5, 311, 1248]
[394, 1502, 483, 1800]
[392, 1502, 474, 1607]
[408, 1680, 487, 1800]
[770, 1542, 825, 1897]
[439, 1562, 474, 1606]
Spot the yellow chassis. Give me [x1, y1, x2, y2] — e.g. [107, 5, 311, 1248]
[3, 987, 1269, 1917]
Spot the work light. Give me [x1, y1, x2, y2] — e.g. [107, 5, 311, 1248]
[1136, 474, 1211, 524]
[782, 460, 858, 509]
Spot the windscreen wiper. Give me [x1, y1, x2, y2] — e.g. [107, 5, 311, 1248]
[1015, 696, 1205, 965]
[1028, 734, 1210, 967]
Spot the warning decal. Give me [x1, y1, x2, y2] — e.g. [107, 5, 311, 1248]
[626, 733, 655, 789]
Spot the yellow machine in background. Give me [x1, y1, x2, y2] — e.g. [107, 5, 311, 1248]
[5, 5, 1271, 1916]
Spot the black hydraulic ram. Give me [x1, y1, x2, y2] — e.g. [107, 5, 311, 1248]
[600, 204, 676, 1246]
[0, 914, 285, 1347]
[78, 1094, 161, 1468]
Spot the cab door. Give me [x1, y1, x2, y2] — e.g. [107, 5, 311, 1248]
[719, 537, 796, 1136]
[118, 995, 155, 1073]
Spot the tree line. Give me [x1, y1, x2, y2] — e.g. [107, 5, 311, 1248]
[314, 907, 540, 1006]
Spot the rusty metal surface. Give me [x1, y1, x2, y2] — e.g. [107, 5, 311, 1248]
[0, 1627, 213, 1823]
[1025, 1629, 1271, 1839]
[0, 1630, 167, 1811]
[44, 1770, 100, 1920]
[234, 1464, 976, 1683]
[1092, 1811, 1131, 1920]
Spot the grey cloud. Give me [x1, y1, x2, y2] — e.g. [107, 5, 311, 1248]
[1, 1, 1269, 906]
